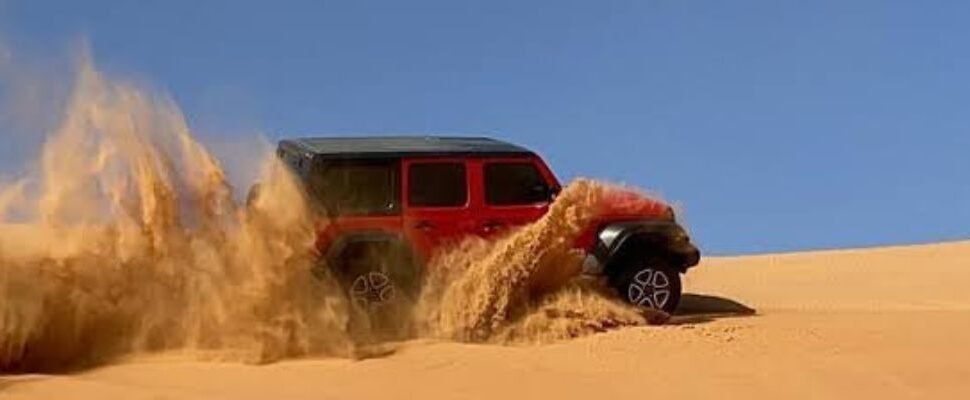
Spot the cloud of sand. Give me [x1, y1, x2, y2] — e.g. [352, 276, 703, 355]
[416, 180, 668, 343]
[0, 40, 72, 142]
[0, 52, 353, 372]
[0, 45, 675, 372]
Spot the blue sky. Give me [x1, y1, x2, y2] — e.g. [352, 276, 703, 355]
[1, 0, 968, 254]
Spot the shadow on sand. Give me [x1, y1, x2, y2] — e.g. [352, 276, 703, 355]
[668, 293, 757, 325]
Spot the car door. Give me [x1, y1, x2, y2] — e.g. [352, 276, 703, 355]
[474, 156, 561, 237]
[402, 158, 477, 259]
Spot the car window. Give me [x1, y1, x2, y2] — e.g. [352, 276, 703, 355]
[309, 160, 400, 215]
[484, 162, 552, 206]
[408, 162, 467, 207]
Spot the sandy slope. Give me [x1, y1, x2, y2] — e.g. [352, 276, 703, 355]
[3, 241, 969, 399]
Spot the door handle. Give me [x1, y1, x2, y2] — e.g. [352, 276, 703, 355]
[481, 220, 505, 233]
[414, 220, 435, 231]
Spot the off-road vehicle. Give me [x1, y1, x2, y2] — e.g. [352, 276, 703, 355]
[267, 136, 700, 313]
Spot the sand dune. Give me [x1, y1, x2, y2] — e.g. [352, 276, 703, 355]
[2, 50, 966, 400]
[687, 240, 970, 311]
[3, 240, 968, 399]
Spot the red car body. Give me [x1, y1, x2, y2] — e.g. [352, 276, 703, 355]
[308, 153, 671, 261]
[275, 136, 698, 312]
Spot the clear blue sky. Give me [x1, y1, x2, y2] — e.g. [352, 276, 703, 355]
[1, 0, 968, 255]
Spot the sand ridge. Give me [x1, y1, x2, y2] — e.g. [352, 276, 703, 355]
[3, 241, 969, 399]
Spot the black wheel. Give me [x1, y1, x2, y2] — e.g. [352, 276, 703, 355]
[340, 243, 420, 307]
[609, 258, 682, 313]
[328, 241, 421, 340]
[347, 270, 398, 308]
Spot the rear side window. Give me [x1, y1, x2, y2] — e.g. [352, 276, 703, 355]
[309, 160, 400, 215]
[408, 163, 467, 207]
[484, 162, 552, 206]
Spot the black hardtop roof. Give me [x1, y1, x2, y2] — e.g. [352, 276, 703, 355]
[279, 136, 535, 159]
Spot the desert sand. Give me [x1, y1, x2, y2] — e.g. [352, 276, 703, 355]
[3, 240, 967, 400]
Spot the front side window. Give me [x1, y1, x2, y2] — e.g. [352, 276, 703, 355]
[309, 160, 400, 215]
[484, 162, 552, 206]
[408, 162, 467, 207]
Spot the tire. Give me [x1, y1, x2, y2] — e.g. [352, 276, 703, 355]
[330, 241, 421, 340]
[609, 258, 682, 313]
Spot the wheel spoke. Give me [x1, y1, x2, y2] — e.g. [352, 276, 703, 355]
[627, 284, 645, 304]
[350, 271, 395, 306]
[633, 269, 653, 286]
[653, 290, 670, 308]
[378, 285, 395, 302]
[369, 272, 389, 288]
[351, 275, 370, 294]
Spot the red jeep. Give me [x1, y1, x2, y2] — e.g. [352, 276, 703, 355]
[272, 136, 699, 313]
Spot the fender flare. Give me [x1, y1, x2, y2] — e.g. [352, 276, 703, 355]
[323, 231, 407, 266]
[590, 220, 700, 274]
[318, 231, 422, 285]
